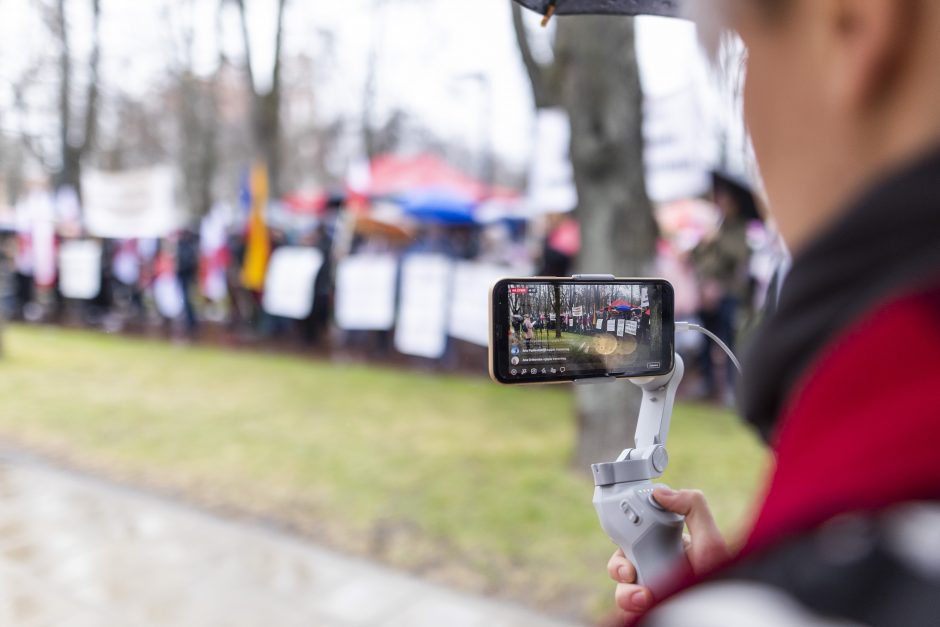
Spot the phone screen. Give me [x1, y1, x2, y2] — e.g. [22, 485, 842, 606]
[490, 278, 675, 384]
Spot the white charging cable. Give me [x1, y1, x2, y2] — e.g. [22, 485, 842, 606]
[676, 321, 743, 374]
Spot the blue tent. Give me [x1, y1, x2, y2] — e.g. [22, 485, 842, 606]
[397, 189, 478, 226]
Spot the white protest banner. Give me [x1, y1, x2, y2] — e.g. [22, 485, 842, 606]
[617, 319, 625, 338]
[447, 261, 511, 347]
[83, 165, 181, 238]
[58, 240, 101, 300]
[572, 306, 583, 317]
[262, 246, 324, 319]
[335, 254, 398, 331]
[625, 320, 639, 336]
[641, 288, 650, 308]
[549, 313, 556, 321]
[396, 254, 452, 359]
[528, 108, 578, 214]
[607, 320, 616, 332]
[596, 319, 603, 331]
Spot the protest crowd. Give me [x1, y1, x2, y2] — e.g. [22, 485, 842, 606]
[0, 153, 775, 396]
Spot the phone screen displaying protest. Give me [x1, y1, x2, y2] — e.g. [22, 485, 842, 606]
[489, 278, 675, 384]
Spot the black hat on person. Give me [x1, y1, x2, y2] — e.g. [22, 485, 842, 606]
[512, 0, 683, 18]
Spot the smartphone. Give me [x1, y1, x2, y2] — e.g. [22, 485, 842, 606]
[489, 278, 675, 384]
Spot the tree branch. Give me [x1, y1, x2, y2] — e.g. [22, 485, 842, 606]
[79, 0, 101, 157]
[233, 0, 256, 95]
[510, 3, 555, 109]
[270, 0, 286, 97]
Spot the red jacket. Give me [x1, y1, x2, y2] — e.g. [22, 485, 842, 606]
[744, 284, 940, 553]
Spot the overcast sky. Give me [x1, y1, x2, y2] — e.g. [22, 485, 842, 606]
[0, 0, 745, 177]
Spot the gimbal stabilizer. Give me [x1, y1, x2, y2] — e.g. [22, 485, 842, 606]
[591, 355, 687, 596]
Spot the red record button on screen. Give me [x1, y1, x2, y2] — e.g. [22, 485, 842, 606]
[509, 287, 528, 295]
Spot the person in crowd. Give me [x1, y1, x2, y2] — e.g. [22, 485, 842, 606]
[523, 314, 535, 349]
[690, 171, 758, 402]
[590, 0, 940, 625]
[539, 215, 579, 277]
[302, 223, 333, 346]
[175, 230, 200, 338]
[0, 234, 13, 319]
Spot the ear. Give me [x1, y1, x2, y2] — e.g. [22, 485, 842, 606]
[827, 0, 915, 110]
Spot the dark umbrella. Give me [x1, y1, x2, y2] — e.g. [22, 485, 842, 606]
[712, 170, 762, 222]
[512, 0, 683, 18]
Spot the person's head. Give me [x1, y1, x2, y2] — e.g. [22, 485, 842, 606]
[724, 0, 940, 253]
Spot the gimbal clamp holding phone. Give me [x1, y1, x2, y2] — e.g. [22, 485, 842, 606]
[571, 274, 688, 595]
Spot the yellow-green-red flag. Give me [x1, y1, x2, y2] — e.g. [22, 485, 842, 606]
[240, 163, 271, 291]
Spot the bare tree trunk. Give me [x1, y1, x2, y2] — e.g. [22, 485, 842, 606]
[511, 10, 658, 468]
[53, 0, 101, 198]
[175, 0, 220, 220]
[557, 16, 658, 468]
[235, 0, 287, 197]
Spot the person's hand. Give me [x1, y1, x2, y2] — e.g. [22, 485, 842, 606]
[606, 488, 731, 622]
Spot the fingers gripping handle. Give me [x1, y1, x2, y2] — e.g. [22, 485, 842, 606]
[594, 482, 686, 595]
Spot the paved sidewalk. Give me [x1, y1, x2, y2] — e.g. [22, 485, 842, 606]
[0, 453, 585, 627]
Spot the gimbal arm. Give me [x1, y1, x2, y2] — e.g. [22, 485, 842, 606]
[591, 355, 685, 486]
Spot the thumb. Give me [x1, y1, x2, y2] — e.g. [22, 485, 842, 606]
[652, 487, 730, 573]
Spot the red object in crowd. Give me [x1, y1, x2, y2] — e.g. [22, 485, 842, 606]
[363, 154, 520, 201]
[281, 192, 328, 216]
[548, 218, 581, 257]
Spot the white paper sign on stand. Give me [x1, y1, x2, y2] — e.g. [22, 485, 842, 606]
[58, 240, 102, 300]
[262, 246, 324, 320]
[607, 320, 616, 332]
[154, 274, 184, 319]
[625, 320, 639, 336]
[616, 319, 625, 338]
[447, 262, 513, 347]
[395, 254, 453, 359]
[335, 254, 398, 331]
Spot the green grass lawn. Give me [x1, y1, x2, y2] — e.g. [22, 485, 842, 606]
[0, 324, 769, 620]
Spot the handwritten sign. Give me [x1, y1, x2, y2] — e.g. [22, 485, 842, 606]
[616, 319, 625, 338]
[58, 240, 101, 300]
[335, 254, 398, 331]
[625, 320, 639, 336]
[596, 319, 603, 330]
[395, 254, 453, 359]
[641, 288, 650, 308]
[447, 261, 514, 346]
[607, 320, 616, 332]
[572, 306, 583, 317]
[262, 247, 324, 319]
